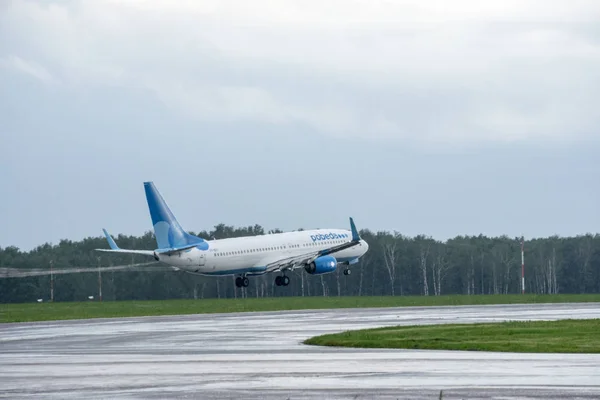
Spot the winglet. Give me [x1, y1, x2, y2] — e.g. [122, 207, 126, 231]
[102, 229, 120, 250]
[349, 217, 360, 242]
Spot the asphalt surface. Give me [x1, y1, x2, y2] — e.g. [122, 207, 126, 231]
[1, 302, 600, 399]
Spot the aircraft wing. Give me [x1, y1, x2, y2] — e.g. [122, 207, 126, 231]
[95, 229, 155, 257]
[1, 262, 163, 278]
[261, 217, 362, 273]
[96, 248, 155, 256]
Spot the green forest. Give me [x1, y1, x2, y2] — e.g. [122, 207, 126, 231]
[1, 224, 600, 303]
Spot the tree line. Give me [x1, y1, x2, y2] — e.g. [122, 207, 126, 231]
[1, 224, 599, 303]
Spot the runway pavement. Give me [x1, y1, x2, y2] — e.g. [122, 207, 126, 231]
[1, 302, 600, 399]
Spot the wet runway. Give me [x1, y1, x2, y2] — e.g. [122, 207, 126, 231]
[1, 302, 600, 399]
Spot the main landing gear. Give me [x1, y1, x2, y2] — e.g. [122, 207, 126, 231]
[235, 276, 249, 288]
[275, 275, 290, 287]
[343, 269, 351, 276]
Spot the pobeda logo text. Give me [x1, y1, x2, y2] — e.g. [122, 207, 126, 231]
[311, 232, 349, 242]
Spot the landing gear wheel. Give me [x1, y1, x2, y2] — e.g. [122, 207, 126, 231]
[235, 277, 243, 287]
[275, 276, 282, 286]
[242, 277, 250, 287]
[343, 269, 351, 276]
[282, 275, 290, 286]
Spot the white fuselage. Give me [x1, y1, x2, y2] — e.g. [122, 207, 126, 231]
[157, 229, 369, 276]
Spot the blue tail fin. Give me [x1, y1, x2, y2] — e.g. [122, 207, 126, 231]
[143, 182, 205, 250]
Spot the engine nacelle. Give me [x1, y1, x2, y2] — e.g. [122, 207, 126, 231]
[305, 255, 337, 275]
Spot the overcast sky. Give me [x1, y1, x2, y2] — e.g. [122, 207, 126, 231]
[1, 0, 600, 250]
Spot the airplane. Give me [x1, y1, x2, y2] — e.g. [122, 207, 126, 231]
[96, 182, 369, 288]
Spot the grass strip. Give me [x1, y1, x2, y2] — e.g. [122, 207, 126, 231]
[304, 318, 600, 353]
[1, 294, 600, 323]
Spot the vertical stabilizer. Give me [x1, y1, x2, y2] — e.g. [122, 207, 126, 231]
[144, 182, 196, 249]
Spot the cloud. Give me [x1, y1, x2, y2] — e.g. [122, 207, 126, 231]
[0, 55, 57, 84]
[2, 0, 600, 145]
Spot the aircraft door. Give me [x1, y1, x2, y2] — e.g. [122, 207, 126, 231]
[198, 253, 206, 266]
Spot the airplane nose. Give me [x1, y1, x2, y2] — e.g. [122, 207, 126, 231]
[361, 240, 369, 252]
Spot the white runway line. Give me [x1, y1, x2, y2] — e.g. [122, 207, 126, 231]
[1, 302, 600, 399]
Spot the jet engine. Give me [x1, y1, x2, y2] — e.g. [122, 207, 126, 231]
[305, 255, 337, 275]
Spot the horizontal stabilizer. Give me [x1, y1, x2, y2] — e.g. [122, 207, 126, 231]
[155, 243, 201, 255]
